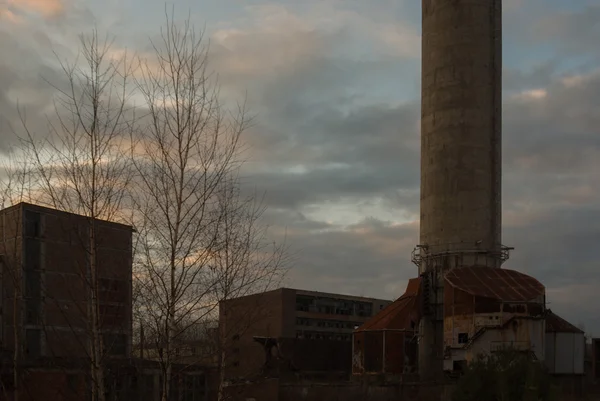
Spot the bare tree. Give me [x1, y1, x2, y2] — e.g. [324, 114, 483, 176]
[131, 12, 287, 401]
[15, 30, 136, 401]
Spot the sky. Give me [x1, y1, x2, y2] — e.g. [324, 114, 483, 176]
[1, 0, 600, 335]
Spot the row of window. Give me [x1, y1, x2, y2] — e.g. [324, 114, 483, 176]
[295, 318, 360, 330]
[295, 331, 352, 341]
[295, 295, 375, 317]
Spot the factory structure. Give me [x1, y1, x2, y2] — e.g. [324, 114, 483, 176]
[353, 0, 586, 385]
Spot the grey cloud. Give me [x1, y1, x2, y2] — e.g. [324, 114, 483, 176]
[233, 23, 600, 335]
[534, 5, 600, 56]
[503, 62, 557, 92]
[283, 217, 418, 299]
[2, 2, 600, 334]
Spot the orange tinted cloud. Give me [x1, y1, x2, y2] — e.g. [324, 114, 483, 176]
[7, 0, 64, 18]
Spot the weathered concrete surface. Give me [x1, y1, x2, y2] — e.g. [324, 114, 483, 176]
[418, 0, 503, 380]
[420, 0, 502, 255]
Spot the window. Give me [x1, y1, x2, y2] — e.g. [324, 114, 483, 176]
[24, 270, 41, 298]
[99, 304, 122, 326]
[103, 333, 127, 356]
[67, 374, 79, 392]
[25, 211, 41, 238]
[25, 299, 41, 324]
[458, 333, 469, 344]
[25, 329, 41, 358]
[24, 239, 41, 271]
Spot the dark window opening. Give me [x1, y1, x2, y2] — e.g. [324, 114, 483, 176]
[24, 270, 41, 298]
[25, 211, 41, 238]
[25, 329, 41, 358]
[103, 333, 127, 356]
[453, 360, 467, 372]
[25, 299, 41, 324]
[67, 374, 79, 391]
[458, 333, 469, 344]
[24, 239, 41, 271]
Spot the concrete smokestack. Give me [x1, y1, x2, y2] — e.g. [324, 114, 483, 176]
[416, 0, 506, 380]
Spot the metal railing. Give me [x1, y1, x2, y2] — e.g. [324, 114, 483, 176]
[411, 242, 512, 267]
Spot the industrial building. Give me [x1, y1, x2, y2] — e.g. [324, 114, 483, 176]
[352, 278, 421, 378]
[442, 267, 546, 369]
[0, 202, 217, 401]
[219, 287, 391, 382]
[0, 202, 133, 359]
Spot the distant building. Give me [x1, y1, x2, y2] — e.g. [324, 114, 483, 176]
[219, 288, 391, 382]
[0, 202, 133, 359]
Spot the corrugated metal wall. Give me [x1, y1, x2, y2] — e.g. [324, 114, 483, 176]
[352, 331, 412, 375]
[546, 332, 585, 375]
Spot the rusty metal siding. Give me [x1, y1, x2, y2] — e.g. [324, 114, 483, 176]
[383, 331, 405, 374]
[364, 331, 384, 373]
[352, 331, 365, 374]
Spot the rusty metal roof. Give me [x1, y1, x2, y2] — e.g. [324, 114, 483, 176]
[445, 266, 544, 302]
[355, 278, 421, 332]
[545, 310, 584, 333]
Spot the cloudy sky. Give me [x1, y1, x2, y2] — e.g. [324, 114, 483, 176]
[1, 0, 600, 334]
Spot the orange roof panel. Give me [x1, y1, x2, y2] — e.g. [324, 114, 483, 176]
[445, 266, 544, 302]
[355, 278, 421, 332]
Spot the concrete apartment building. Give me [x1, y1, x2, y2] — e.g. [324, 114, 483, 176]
[219, 288, 391, 381]
[0, 202, 133, 360]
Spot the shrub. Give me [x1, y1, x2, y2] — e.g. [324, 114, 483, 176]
[451, 350, 558, 401]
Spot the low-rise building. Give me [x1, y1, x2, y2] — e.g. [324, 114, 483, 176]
[219, 288, 391, 383]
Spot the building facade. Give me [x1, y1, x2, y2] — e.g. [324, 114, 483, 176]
[219, 288, 391, 382]
[442, 266, 546, 371]
[0, 202, 133, 360]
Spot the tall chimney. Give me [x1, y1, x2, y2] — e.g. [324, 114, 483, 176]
[416, 0, 506, 380]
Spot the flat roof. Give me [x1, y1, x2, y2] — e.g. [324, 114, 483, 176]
[1, 201, 134, 231]
[219, 287, 392, 304]
[292, 288, 392, 303]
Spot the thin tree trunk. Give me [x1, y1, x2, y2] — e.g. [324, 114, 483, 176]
[89, 221, 106, 401]
[12, 274, 19, 401]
